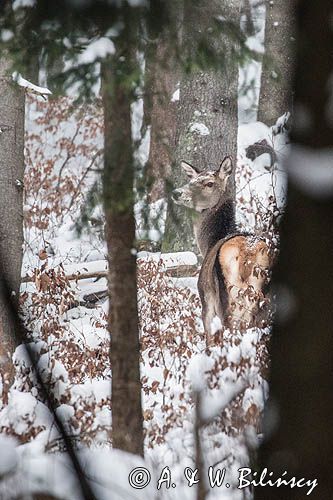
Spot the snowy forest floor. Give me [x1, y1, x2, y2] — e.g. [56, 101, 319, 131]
[0, 93, 288, 500]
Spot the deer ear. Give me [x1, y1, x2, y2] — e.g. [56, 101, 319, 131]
[181, 161, 199, 179]
[218, 156, 233, 178]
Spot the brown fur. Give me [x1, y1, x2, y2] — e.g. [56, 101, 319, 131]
[198, 233, 270, 340]
[173, 156, 271, 341]
[218, 236, 270, 328]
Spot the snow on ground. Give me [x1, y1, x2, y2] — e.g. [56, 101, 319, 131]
[1, 446, 156, 500]
[0, 8, 286, 497]
[137, 251, 198, 267]
[237, 119, 287, 235]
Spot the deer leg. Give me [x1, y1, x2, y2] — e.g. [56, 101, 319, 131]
[201, 292, 219, 346]
[198, 261, 223, 344]
[219, 238, 242, 323]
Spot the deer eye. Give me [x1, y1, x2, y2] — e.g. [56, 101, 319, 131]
[205, 182, 214, 188]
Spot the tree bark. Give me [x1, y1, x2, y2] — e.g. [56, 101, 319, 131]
[255, 2, 333, 499]
[144, 17, 180, 203]
[0, 56, 25, 402]
[162, 0, 239, 253]
[101, 15, 143, 457]
[258, 0, 295, 125]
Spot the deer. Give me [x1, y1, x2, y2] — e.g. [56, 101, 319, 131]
[172, 156, 270, 342]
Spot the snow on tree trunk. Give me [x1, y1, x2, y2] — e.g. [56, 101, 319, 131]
[258, 0, 295, 126]
[101, 27, 143, 456]
[0, 56, 25, 401]
[162, 0, 239, 253]
[256, 1, 333, 498]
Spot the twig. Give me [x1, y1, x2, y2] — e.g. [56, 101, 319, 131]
[55, 124, 81, 191]
[65, 150, 103, 214]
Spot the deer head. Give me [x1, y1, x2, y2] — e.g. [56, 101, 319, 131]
[172, 156, 233, 212]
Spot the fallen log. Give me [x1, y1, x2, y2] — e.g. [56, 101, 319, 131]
[21, 263, 198, 284]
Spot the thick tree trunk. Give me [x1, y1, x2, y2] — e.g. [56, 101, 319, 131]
[255, 2, 333, 499]
[101, 21, 143, 457]
[144, 25, 179, 203]
[0, 56, 25, 402]
[258, 0, 295, 125]
[162, 0, 239, 253]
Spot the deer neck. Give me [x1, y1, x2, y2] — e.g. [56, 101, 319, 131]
[194, 198, 236, 257]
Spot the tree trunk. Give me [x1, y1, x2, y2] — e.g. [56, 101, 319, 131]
[258, 0, 295, 125]
[143, 19, 180, 203]
[0, 56, 25, 403]
[162, 0, 239, 253]
[255, 1, 333, 499]
[101, 16, 143, 457]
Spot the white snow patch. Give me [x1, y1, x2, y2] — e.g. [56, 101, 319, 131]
[200, 378, 246, 422]
[131, 97, 144, 142]
[242, 386, 265, 413]
[13, 0, 35, 10]
[271, 111, 290, 135]
[170, 276, 198, 291]
[187, 354, 215, 392]
[13, 342, 47, 368]
[239, 330, 259, 359]
[160, 251, 197, 267]
[238, 0, 265, 123]
[70, 380, 110, 404]
[189, 122, 210, 136]
[137, 251, 197, 268]
[63, 259, 107, 277]
[37, 353, 68, 385]
[0, 390, 52, 435]
[55, 404, 75, 423]
[78, 37, 115, 65]
[238, 121, 271, 154]
[1, 29, 14, 42]
[12, 73, 52, 96]
[245, 35, 264, 54]
[210, 315, 222, 334]
[236, 118, 288, 225]
[171, 88, 180, 102]
[0, 436, 18, 476]
[135, 125, 150, 167]
[226, 345, 241, 365]
[0, 447, 154, 500]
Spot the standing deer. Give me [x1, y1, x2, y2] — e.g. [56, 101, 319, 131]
[172, 156, 270, 340]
